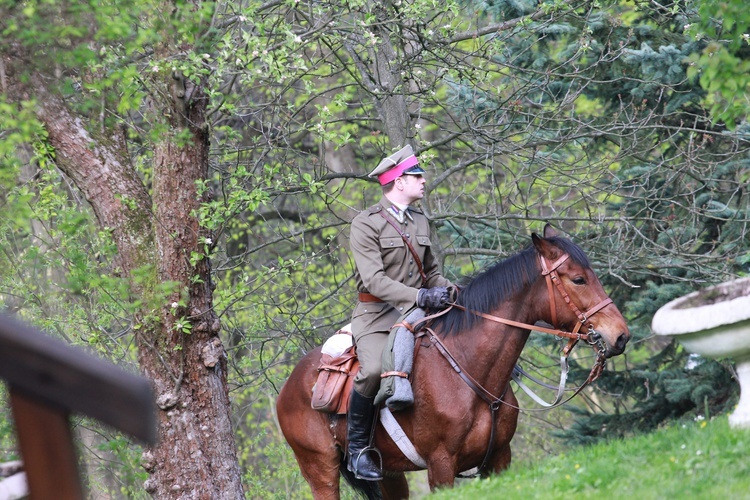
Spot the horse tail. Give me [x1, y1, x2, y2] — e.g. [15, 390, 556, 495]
[338, 458, 383, 500]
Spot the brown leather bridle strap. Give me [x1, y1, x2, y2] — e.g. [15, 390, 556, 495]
[400, 252, 614, 351]
[430, 323, 607, 413]
[425, 322, 603, 477]
[425, 327, 509, 476]
[394, 303, 454, 335]
[539, 253, 569, 327]
[449, 304, 591, 341]
[539, 253, 613, 337]
[427, 328, 506, 406]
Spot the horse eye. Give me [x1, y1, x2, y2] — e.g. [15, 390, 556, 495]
[572, 277, 586, 285]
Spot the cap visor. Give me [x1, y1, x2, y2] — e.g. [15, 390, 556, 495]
[402, 166, 425, 175]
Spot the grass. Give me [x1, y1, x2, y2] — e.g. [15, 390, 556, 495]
[429, 416, 750, 499]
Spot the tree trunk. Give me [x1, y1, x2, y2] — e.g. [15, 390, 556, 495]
[345, 2, 413, 149]
[139, 82, 244, 497]
[5, 52, 243, 499]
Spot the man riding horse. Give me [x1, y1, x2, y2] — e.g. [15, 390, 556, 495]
[347, 144, 454, 481]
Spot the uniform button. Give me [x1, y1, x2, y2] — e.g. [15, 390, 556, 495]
[408, 272, 413, 277]
[399, 307, 403, 311]
[390, 242, 394, 246]
[364, 309, 368, 313]
[405, 233, 410, 237]
[409, 259, 413, 263]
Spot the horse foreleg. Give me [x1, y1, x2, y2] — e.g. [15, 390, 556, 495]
[426, 452, 458, 492]
[482, 442, 512, 478]
[381, 472, 409, 500]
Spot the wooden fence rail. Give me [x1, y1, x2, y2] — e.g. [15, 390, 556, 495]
[0, 312, 156, 499]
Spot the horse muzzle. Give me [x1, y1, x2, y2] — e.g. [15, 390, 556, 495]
[590, 330, 629, 358]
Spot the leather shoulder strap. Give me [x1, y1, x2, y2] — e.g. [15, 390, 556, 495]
[378, 209, 428, 285]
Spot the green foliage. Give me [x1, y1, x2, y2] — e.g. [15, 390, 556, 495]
[235, 383, 306, 499]
[0, 391, 19, 463]
[87, 433, 149, 499]
[0, 167, 132, 341]
[0, 99, 46, 175]
[0, 164, 148, 494]
[683, 0, 750, 127]
[461, 0, 538, 19]
[623, 42, 691, 91]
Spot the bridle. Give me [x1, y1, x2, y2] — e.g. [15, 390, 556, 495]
[539, 252, 612, 360]
[431, 252, 613, 364]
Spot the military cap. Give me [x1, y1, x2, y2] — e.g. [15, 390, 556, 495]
[368, 145, 426, 185]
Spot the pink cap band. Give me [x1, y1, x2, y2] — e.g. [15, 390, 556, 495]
[377, 155, 419, 185]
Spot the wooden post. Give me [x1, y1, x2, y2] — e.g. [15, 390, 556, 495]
[9, 390, 83, 499]
[0, 313, 156, 499]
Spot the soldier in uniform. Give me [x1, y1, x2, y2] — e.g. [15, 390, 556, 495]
[347, 145, 453, 481]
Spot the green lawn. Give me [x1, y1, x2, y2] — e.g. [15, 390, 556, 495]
[429, 416, 750, 499]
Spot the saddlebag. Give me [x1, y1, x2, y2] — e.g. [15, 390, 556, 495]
[311, 346, 359, 414]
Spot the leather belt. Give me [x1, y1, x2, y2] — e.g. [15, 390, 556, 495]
[358, 292, 384, 303]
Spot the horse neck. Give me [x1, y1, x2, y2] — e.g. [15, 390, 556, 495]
[447, 281, 547, 393]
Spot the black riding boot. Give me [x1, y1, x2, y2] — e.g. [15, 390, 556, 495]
[346, 389, 383, 481]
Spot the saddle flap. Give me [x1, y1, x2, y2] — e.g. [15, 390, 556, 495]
[311, 346, 359, 414]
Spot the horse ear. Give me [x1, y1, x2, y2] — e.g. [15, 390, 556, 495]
[543, 223, 558, 239]
[532, 229, 562, 260]
[531, 232, 546, 251]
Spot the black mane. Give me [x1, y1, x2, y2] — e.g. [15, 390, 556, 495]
[433, 236, 590, 337]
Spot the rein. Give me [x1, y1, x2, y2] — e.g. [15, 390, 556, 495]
[442, 252, 612, 387]
[412, 254, 612, 356]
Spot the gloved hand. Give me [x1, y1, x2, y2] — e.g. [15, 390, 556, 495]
[417, 286, 451, 310]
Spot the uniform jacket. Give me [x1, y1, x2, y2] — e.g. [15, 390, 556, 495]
[350, 196, 451, 335]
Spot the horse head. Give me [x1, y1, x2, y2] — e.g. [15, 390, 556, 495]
[531, 224, 630, 358]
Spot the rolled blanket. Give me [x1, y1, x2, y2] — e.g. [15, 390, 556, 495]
[377, 308, 424, 411]
[321, 326, 353, 358]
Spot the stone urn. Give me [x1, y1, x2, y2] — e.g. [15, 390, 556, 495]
[651, 276, 750, 429]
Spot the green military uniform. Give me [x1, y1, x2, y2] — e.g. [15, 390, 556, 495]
[350, 195, 452, 397]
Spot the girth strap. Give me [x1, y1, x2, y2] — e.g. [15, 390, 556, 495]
[379, 407, 428, 469]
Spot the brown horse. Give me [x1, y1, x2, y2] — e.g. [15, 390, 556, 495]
[276, 225, 630, 499]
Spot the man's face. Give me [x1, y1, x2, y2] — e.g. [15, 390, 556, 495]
[398, 174, 426, 203]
